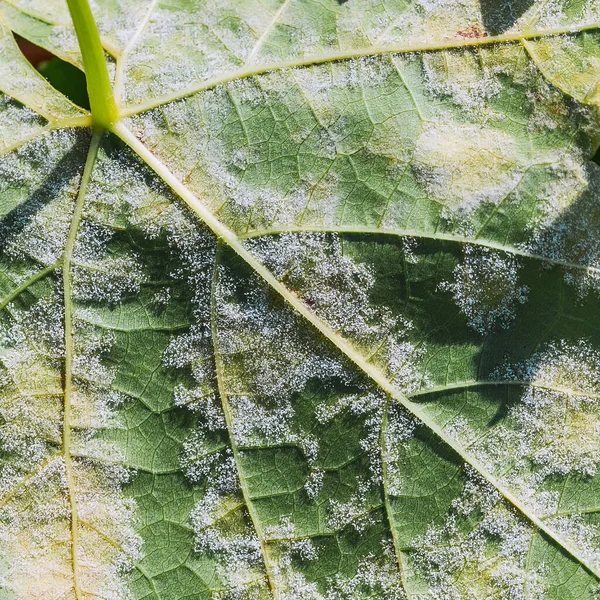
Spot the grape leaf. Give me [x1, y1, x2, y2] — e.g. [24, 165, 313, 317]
[1, 0, 600, 598]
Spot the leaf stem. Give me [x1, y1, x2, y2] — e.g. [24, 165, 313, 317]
[65, 0, 118, 128]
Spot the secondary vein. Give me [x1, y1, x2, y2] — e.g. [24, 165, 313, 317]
[238, 225, 600, 275]
[210, 241, 277, 598]
[61, 129, 102, 600]
[120, 20, 600, 117]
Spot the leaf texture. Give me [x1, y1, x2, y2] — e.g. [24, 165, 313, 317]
[2, 0, 600, 598]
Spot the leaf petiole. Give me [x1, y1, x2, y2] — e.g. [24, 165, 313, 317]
[65, 0, 118, 128]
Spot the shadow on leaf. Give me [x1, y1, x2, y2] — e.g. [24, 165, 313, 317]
[479, 0, 535, 35]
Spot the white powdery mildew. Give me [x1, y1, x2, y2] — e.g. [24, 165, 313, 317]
[328, 542, 407, 600]
[316, 389, 388, 498]
[180, 431, 233, 489]
[90, 0, 149, 51]
[87, 140, 267, 597]
[422, 50, 503, 117]
[189, 480, 267, 599]
[84, 146, 164, 227]
[0, 457, 73, 598]
[72, 460, 143, 597]
[523, 161, 600, 298]
[239, 234, 423, 507]
[0, 276, 141, 597]
[158, 205, 216, 396]
[282, 546, 407, 600]
[216, 261, 356, 499]
[246, 233, 424, 390]
[121, 0, 254, 103]
[1, 129, 83, 266]
[545, 515, 600, 567]
[480, 341, 600, 486]
[73, 221, 146, 304]
[382, 404, 417, 496]
[187, 451, 270, 598]
[220, 270, 398, 504]
[522, 0, 600, 29]
[327, 478, 378, 534]
[266, 518, 322, 599]
[0, 292, 65, 471]
[363, 0, 477, 48]
[217, 262, 349, 402]
[412, 468, 547, 599]
[131, 83, 325, 231]
[525, 149, 587, 230]
[0, 129, 80, 192]
[268, 516, 405, 600]
[487, 340, 600, 479]
[435, 341, 600, 573]
[229, 394, 319, 467]
[413, 120, 524, 221]
[129, 57, 419, 233]
[0, 93, 47, 154]
[69, 315, 144, 598]
[137, 191, 273, 597]
[440, 245, 529, 334]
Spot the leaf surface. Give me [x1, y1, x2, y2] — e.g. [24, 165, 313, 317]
[2, 0, 600, 598]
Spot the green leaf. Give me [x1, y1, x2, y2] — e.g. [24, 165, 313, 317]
[2, 0, 600, 598]
[37, 58, 90, 110]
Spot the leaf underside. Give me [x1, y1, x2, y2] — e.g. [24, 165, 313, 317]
[2, 0, 600, 598]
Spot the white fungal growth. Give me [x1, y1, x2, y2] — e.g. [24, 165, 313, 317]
[524, 161, 600, 298]
[412, 468, 546, 599]
[246, 233, 385, 341]
[316, 389, 387, 484]
[0, 278, 142, 598]
[270, 522, 404, 600]
[246, 233, 423, 390]
[72, 325, 117, 387]
[141, 183, 273, 597]
[217, 260, 349, 403]
[544, 515, 600, 568]
[304, 468, 325, 499]
[84, 146, 164, 227]
[73, 254, 146, 303]
[486, 340, 600, 479]
[1, 130, 83, 266]
[382, 405, 417, 496]
[437, 341, 600, 571]
[270, 522, 325, 600]
[181, 439, 236, 490]
[73, 221, 146, 303]
[440, 245, 529, 334]
[527, 150, 587, 229]
[71, 460, 143, 597]
[422, 50, 502, 116]
[328, 543, 406, 600]
[229, 395, 319, 463]
[0, 458, 73, 599]
[0, 135, 153, 594]
[174, 384, 225, 430]
[189, 482, 269, 596]
[413, 121, 523, 218]
[0, 94, 46, 154]
[0, 291, 66, 472]
[327, 479, 377, 533]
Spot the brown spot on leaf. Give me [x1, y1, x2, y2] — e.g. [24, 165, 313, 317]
[456, 25, 488, 39]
